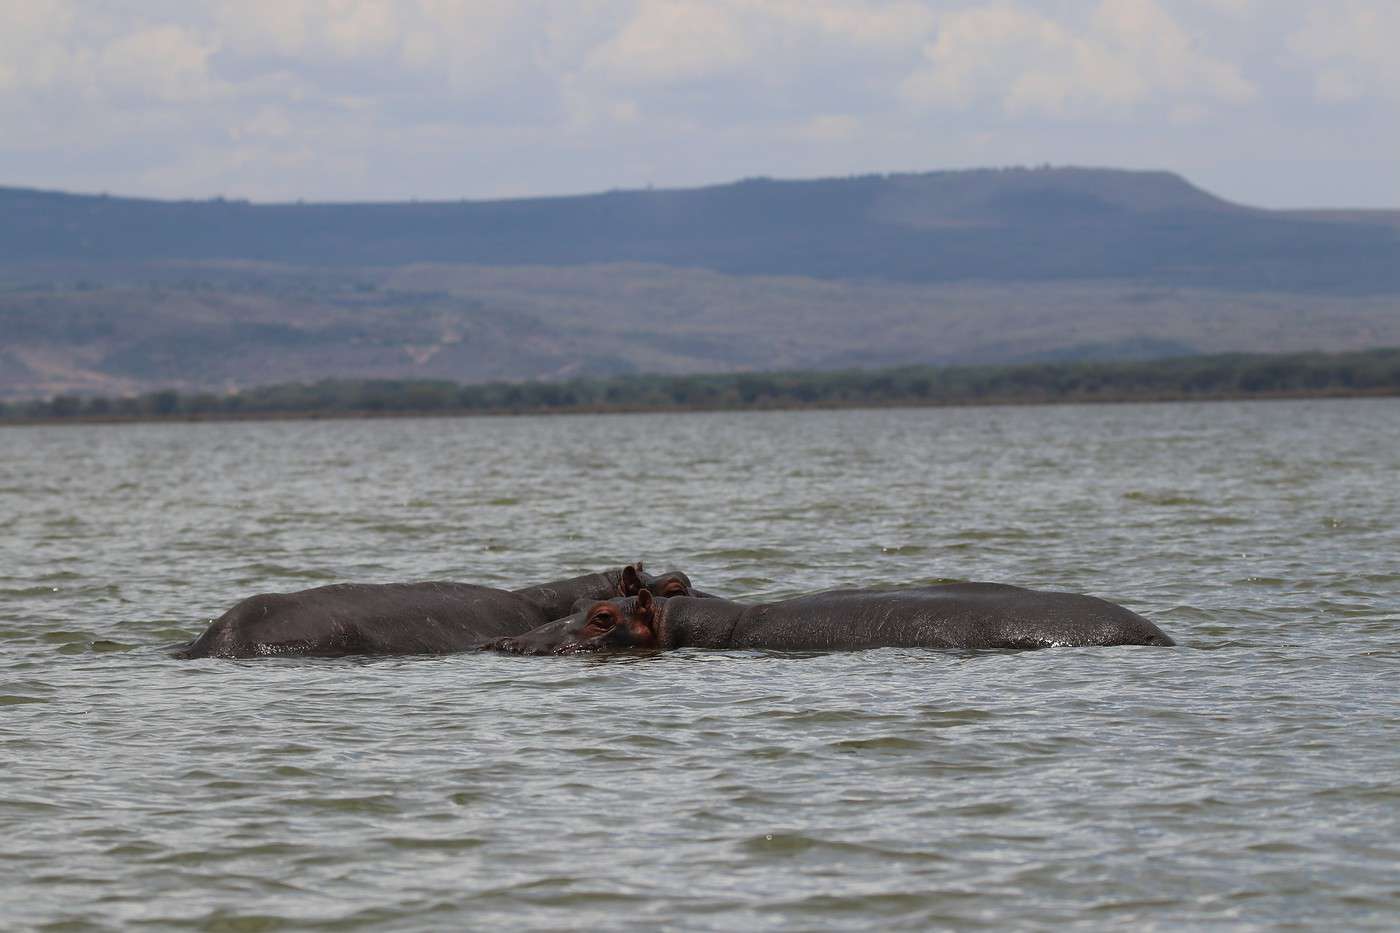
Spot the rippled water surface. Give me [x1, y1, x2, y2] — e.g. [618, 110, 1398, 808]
[3, 400, 1399, 930]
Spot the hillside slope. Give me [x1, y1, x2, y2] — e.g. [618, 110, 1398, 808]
[4, 261, 1399, 400]
[4, 168, 1398, 293]
[3, 167, 1399, 399]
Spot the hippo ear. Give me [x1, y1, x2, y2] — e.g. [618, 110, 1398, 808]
[621, 564, 643, 595]
[636, 588, 657, 627]
[629, 589, 661, 645]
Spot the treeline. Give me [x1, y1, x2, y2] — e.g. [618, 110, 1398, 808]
[4, 349, 1400, 423]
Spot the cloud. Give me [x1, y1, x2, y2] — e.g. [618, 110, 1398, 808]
[214, 0, 398, 59]
[0, 0, 78, 91]
[584, 1, 753, 84]
[743, 0, 935, 49]
[1190, 0, 1255, 15]
[902, 0, 1254, 117]
[0, 1, 1396, 207]
[789, 113, 862, 142]
[98, 25, 220, 102]
[1289, 1, 1400, 101]
[0, 2, 221, 104]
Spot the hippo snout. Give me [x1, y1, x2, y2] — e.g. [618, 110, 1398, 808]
[482, 636, 556, 656]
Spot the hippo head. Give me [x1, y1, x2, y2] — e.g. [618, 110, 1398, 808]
[492, 590, 664, 656]
[564, 565, 697, 615]
[624, 564, 695, 599]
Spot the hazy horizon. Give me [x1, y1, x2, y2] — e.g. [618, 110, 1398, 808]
[4, 1, 1399, 210]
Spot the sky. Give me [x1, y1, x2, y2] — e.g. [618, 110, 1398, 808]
[1, 0, 1397, 208]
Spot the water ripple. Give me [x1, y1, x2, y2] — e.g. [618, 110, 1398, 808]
[2, 400, 1399, 929]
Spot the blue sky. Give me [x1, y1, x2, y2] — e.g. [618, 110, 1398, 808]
[2, 0, 1397, 207]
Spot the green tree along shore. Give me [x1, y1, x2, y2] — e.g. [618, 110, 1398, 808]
[4, 349, 1399, 423]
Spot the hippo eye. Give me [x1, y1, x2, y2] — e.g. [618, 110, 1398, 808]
[586, 611, 616, 633]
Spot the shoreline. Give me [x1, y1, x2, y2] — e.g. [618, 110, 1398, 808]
[4, 385, 1395, 428]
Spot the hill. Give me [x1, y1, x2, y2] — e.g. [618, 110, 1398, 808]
[2, 167, 1399, 400]
[4, 167, 1398, 292]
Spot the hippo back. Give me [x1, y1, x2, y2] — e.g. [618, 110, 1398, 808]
[176, 582, 546, 659]
[736, 583, 1173, 650]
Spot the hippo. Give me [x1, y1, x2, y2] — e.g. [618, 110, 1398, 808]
[175, 564, 702, 659]
[487, 582, 1175, 655]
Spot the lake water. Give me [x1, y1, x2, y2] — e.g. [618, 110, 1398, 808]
[2, 400, 1398, 930]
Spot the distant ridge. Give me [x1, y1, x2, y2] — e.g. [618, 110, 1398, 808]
[3, 167, 1397, 291]
[4, 166, 1400, 400]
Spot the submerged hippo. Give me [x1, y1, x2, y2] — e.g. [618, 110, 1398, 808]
[488, 583, 1175, 655]
[176, 564, 701, 659]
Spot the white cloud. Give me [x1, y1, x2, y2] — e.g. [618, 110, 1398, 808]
[902, 0, 1254, 117]
[789, 113, 862, 142]
[582, 1, 753, 85]
[213, 0, 539, 90]
[0, 1, 1397, 207]
[901, 7, 1104, 112]
[1188, 0, 1255, 16]
[1094, 0, 1254, 101]
[214, 0, 311, 56]
[98, 25, 220, 102]
[1289, 1, 1400, 101]
[214, 0, 403, 59]
[0, 2, 222, 102]
[744, 0, 935, 48]
[0, 0, 79, 91]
